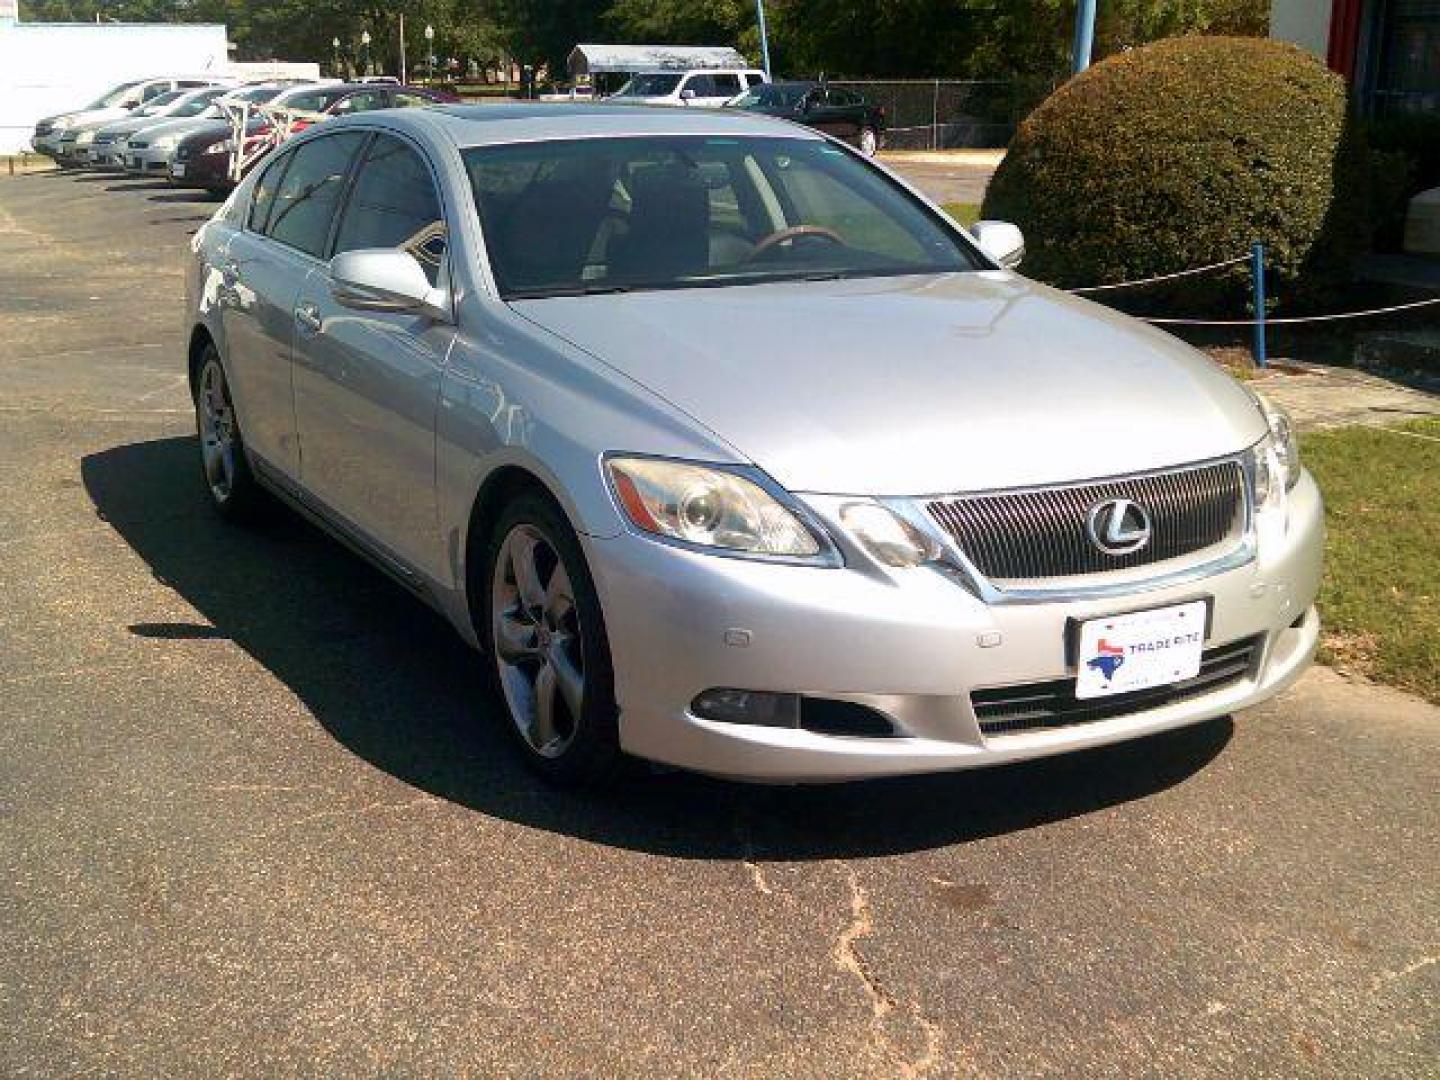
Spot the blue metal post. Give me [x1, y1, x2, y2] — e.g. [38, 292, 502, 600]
[1251, 241, 1268, 369]
[1072, 0, 1097, 74]
[755, 0, 773, 78]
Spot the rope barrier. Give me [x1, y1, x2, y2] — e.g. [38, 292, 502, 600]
[1067, 254, 1251, 293]
[1142, 295, 1440, 326]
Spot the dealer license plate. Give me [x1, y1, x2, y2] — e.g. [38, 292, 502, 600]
[1075, 600, 1206, 700]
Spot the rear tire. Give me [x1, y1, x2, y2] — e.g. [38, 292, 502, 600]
[192, 343, 264, 523]
[479, 491, 626, 787]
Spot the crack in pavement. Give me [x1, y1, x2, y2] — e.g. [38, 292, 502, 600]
[833, 862, 948, 1077]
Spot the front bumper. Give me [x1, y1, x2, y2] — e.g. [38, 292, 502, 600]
[125, 146, 175, 178]
[171, 149, 234, 190]
[589, 471, 1324, 782]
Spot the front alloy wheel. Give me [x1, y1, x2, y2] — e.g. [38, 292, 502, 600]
[491, 524, 586, 759]
[482, 494, 623, 785]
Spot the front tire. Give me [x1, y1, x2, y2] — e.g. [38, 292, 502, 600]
[193, 344, 264, 522]
[480, 492, 625, 787]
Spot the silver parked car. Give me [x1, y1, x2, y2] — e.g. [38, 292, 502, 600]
[184, 105, 1323, 785]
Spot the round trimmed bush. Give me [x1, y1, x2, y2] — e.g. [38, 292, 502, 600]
[981, 37, 1371, 311]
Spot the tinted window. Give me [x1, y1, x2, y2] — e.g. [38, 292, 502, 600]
[709, 73, 742, 97]
[394, 91, 436, 108]
[333, 134, 446, 286]
[464, 136, 981, 298]
[263, 132, 367, 257]
[140, 83, 170, 102]
[247, 149, 291, 233]
[616, 73, 681, 97]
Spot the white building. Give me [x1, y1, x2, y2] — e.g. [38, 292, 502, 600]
[0, 3, 229, 155]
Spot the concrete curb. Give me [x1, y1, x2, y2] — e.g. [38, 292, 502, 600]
[878, 149, 1006, 167]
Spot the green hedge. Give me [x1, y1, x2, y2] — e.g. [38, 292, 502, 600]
[982, 37, 1371, 312]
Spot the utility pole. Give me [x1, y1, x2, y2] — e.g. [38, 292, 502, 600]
[755, 0, 772, 78]
[1072, 0, 1096, 74]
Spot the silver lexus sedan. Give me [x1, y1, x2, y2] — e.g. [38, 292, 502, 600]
[184, 105, 1323, 785]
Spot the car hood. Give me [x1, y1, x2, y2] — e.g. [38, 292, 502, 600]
[170, 120, 231, 146]
[511, 272, 1267, 496]
[63, 108, 129, 128]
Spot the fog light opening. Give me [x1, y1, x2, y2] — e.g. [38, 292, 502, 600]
[691, 689, 800, 728]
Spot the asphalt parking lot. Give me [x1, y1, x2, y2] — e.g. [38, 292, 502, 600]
[2, 169, 1437, 1077]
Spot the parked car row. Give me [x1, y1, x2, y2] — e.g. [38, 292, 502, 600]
[32, 76, 457, 194]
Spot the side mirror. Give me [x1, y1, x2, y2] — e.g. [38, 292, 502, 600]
[970, 220, 1025, 270]
[679, 88, 696, 102]
[329, 249, 450, 321]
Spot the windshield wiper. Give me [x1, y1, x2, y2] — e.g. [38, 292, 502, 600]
[506, 284, 634, 300]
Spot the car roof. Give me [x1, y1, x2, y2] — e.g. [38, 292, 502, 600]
[390, 103, 819, 148]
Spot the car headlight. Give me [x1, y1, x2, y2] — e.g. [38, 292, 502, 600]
[200, 139, 234, 156]
[52, 117, 72, 131]
[606, 456, 832, 561]
[1247, 390, 1301, 509]
[839, 502, 941, 568]
[76, 129, 96, 145]
[151, 134, 179, 150]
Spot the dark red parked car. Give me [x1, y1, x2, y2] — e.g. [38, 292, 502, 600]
[169, 83, 457, 192]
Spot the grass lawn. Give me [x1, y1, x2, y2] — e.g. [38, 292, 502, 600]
[942, 202, 981, 228]
[1302, 417, 1440, 703]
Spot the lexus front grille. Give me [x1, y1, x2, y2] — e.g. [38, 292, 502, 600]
[925, 458, 1245, 581]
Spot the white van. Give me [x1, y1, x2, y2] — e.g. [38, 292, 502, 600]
[608, 69, 768, 107]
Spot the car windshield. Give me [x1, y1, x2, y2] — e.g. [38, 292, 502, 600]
[134, 90, 187, 116]
[615, 74, 683, 97]
[88, 80, 144, 109]
[279, 88, 356, 113]
[464, 135, 983, 299]
[733, 84, 810, 109]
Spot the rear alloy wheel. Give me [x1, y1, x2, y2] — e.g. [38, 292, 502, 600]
[859, 127, 879, 157]
[482, 494, 624, 786]
[193, 345, 263, 521]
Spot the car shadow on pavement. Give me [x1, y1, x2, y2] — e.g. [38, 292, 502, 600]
[105, 180, 170, 193]
[148, 190, 224, 205]
[82, 436, 1233, 860]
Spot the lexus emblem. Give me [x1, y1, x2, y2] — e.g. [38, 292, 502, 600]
[1086, 498, 1152, 555]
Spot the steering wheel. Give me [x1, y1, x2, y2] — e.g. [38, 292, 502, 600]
[744, 225, 846, 262]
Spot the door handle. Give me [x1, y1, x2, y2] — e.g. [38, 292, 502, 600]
[295, 302, 323, 334]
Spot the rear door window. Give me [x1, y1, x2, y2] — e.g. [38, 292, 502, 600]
[247, 148, 293, 234]
[262, 132, 368, 258]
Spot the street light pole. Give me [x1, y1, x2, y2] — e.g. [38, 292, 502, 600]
[360, 29, 371, 77]
[398, 12, 407, 84]
[425, 24, 435, 82]
[1072, 0, 1096, 74]
[754, 0, 772, 78]
[331, 36, 341, 78]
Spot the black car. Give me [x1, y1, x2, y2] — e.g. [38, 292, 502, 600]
[728, 82, 886, 156]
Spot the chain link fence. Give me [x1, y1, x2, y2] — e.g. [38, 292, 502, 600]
[827, 78, 1055, 150]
